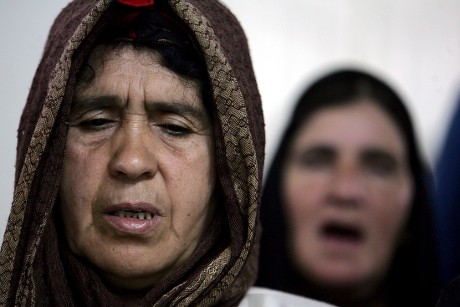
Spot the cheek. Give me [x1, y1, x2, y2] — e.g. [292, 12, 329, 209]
[167, 140, 215, 221]
[62, 146, 93, 195]
[371, 179, 413, 253]
[282, 170, 320, 266]
[282, 170, 320, 251]
[59, 143, 103, 226]
[165, 138, 214, 191]
[59, 161, 91, 254]
[382, 179, 412, 226]
[282, 167, 321, 222]
[195, 142, 215, 193]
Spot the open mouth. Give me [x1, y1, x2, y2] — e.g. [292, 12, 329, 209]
[109, 210, 154, 220]
[320, 222, 363, 243]
[103, 204, 161, 234]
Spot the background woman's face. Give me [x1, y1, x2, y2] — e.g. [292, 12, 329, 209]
[59, 47, 215, 290]
[283, 100, 413, 294]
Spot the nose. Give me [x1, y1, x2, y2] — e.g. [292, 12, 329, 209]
[327, 162, 365, 207]
[109, 124, 157, 180]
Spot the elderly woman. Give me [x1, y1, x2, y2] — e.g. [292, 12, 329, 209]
[256, 69, 440, 307]
[0, 1, 333, 306]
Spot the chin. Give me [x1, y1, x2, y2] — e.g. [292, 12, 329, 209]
[99, 262, 165, 290]
[306, 262, 374, 289]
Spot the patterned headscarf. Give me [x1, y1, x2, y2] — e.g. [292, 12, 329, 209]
[0, 0, 264, 306]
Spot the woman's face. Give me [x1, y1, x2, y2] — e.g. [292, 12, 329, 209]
[283, 100, 413, 294]
[60, 46, 215, 290]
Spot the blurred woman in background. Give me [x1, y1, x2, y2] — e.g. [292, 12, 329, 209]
[256, 69, 439, 307]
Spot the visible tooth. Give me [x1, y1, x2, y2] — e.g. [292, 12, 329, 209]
[113, 210, 153, 219]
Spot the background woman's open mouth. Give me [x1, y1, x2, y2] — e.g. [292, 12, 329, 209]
[320, 221, 364, 246]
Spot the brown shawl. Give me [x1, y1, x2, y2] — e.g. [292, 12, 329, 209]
[0, 0, 264, 306]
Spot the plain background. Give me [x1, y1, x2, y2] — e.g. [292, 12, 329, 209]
[2, 0, 460, 237]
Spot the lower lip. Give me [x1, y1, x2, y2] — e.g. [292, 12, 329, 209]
[320, 235, 363, 252]
[103, 214, 161, 235]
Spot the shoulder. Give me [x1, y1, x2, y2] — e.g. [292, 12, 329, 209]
[238, 287, 336, 307]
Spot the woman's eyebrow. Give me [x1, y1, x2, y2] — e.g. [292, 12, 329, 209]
[145, 101, 208, 123]
[296, 144, 336, 157]
[291, 144, 336, 160]
[304, 145, 335, 155]
[71, 95, 123, 117]
[361, 148, 399, 165]
[71, 96, 209, 123]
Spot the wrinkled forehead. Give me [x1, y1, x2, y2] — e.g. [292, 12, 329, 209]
[78, 44, 160, 78]
[76, 44, 201, 96]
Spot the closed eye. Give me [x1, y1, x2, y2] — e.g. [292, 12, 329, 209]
[159, 124, 192, 137]
[78, 118, 117, 131]
[293, 146, 335, 170]
[361, 149, 398, 176]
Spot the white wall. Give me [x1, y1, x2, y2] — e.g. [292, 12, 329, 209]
[223, 0, 460, 166]
[1, 0, 460, 237]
